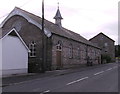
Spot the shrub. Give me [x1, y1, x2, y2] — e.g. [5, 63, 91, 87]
[101, 54, 112, 63]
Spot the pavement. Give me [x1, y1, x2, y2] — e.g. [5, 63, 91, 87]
[1, 63, 117, 87]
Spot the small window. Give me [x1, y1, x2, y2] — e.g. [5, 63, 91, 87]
[100, 36, 103, 40]
[56, 41, 62, 51]
[69, 44, 73, 58]
[29, 41, 36, 57]
[104, 43, 108, 47]
[77, 48, 80, 59]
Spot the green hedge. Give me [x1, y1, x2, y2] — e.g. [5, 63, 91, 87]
[101, 54, 112, 63]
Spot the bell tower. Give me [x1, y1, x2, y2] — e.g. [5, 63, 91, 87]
[54, 3, 63, 27]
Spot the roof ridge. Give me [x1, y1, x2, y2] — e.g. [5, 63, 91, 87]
[15, 7, 82, 37]
[89, 32, 115, 42]
[15, 7, 58, 27]
[1, 7, 100, 48]
[15, 7, 41, 18]
[62, 27, 80, 36]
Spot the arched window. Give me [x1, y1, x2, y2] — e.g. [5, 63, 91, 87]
[29, 41, 36, 57]
[69, 44, 73, 58]
[78, 47, 80, 59]
[56, 41, 62, 51]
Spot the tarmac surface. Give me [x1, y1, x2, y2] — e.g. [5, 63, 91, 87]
[2, 63, 118, 88]
[1, 62, 119, 93]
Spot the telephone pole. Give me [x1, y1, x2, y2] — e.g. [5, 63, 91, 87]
[41, 0, 46, 73]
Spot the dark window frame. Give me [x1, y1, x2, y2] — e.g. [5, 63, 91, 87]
[29, 41, 36, 57]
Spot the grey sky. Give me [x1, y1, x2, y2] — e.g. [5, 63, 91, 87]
[0, 0, 119, 44]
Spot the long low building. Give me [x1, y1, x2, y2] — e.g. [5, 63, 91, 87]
[0, 7, 101, 73]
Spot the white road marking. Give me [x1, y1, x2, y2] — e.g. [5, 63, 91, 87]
[33, 89, 50, 93]
[94, 71, 104, 75]
[43, 90, 50, 93]
[106, 68, 113, 71]
[9, 81, 29, 86]
[66, 77, 88, 85]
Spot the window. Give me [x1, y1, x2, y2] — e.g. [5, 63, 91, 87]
[69, 44, 73, 58]
[29, 41, 36, 57]
[56, 41, 62, 51]
[104, 43, 108, 53]
[77, 48, 80, 59]
[104, 43, 108, 47]
[100, 36, 103, 40]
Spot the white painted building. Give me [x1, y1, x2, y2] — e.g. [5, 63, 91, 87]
[0, 28, 30, 75]
[0, 28, 2, 77]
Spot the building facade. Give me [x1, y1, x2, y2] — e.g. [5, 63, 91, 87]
[0, 28, 30, 75]
[89, 33, 115, 63]
[0, 7, 101, 73]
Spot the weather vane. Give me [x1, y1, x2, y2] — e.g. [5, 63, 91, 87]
[57, 2, 59, 9]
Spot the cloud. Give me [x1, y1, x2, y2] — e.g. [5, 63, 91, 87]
[0, 0, 119, 45]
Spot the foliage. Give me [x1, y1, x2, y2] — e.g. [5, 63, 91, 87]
[115, 45, 120, 57]
[101, 54, 112, 63]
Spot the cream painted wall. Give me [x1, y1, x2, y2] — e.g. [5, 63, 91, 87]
[1, 35, 28, 75]
[0, 38, 2, 76]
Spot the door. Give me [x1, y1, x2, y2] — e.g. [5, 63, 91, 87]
[56, 50, 62, 69]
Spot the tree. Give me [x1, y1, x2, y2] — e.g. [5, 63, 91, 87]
[115, 45, 120, 57]
[101, 54, 112, 63]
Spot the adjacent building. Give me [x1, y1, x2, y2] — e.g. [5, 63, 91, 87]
[0, 28, 30, 75]
[89, 32, 115, 63]
[0, 7, 101, 73]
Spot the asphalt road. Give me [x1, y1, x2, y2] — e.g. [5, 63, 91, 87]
[2, 63, 118, 93]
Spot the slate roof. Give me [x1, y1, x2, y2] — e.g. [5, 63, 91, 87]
[54, 8, 63, 19]
[0, 7, 100, 49]
[89, 32, 115, 42]
[0, 28, 13, 39]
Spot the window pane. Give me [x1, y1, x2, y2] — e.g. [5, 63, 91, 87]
[29, 42, 36, 57]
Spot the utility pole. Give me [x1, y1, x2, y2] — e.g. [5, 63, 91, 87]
[41, 0, 46, 73]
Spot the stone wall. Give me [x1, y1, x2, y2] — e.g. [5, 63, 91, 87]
[51, 34, 101, 70]
[90, 33, 115, 62]
[2, 15, 101, 72]
[2, 15, 45, 72]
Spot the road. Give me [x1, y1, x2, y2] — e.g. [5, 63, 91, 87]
[2, 63, 118, 93]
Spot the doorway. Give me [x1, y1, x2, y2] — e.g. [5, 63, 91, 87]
[56, 41, 62, 69]
[56, 50, 62, 69]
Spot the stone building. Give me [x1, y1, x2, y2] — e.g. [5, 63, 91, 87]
[89, 32, 115, 62]
[0, 7, 101, 73]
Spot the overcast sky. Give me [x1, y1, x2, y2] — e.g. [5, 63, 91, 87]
[0, 0, 119, 44]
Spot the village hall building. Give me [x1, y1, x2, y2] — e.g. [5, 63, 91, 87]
[89, 33, 115, 63]
[0, 7, 101, 74]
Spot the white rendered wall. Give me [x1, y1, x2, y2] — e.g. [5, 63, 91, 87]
[2, 35, 28, 75]
[0, 38, 2, 74]
[0, 29, 2, 93]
